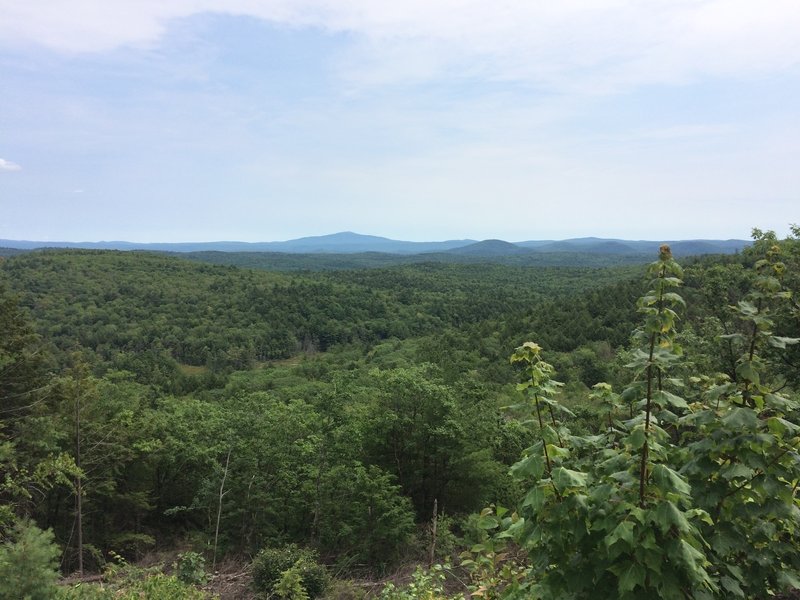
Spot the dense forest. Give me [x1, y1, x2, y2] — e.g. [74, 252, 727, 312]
[1, 227, 799, 599]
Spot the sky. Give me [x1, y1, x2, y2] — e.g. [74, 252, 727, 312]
[1, 1, 799, 242]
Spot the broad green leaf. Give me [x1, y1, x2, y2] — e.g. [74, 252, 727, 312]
[721, 407, 758, 430]
[605, 520, 635, 548]
[628, 426, 646, 450]
[616, 561, 646, 594]
[736, 361, 760, 385]
[684, 508, 714, 525]
[777, 570, 800, 591]
[546, 443, 570, 459]
[767, 417, 800, 437]
[720, 463, 754, 480]
[551, 467, 587, 489]
[765, 393, 798, 412]
[654, 500, 691, 533]
[522, 486, 545, 511]
[719, 333, 745, 342]
[651, 464, 691, 496]
[704, 383, 735, 402]
[510, 446, 545, 480]
[769, 336, 800, 349]
[476, 515, 499, 530]
[654, 390, 688, 409]
[662, 292, 686, 306]
[736, 300, 758, 316]
[720, 576, 744, 598]
[677, 538, 705, 568]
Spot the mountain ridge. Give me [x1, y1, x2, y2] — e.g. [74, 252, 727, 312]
[0, 231, 750, 257]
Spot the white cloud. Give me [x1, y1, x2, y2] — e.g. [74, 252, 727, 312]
[0, 1, 798, 94]
[0, 158, 21, 172]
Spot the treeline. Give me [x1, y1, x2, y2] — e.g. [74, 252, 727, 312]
[175, 248, 654, 271]
[1, 251, 638, 384]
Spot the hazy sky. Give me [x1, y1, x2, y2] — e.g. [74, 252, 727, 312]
[1, 1, 798, 242]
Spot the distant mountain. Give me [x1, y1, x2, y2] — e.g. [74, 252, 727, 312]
[0, 233, 749, 257]
[257, 232, 477, 254]
[0, 232, 477, 255]
[516, 237, 749, 257]
[444, 239, 531, 256]
[529, 240, 636, 255]
[668, 240, 748, 256]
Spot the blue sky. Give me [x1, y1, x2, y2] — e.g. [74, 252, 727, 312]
[1, 1, 798, 242]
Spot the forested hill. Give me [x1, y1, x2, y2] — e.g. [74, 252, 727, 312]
[173, 248, 655, 271]
[0, 249, 641, 380]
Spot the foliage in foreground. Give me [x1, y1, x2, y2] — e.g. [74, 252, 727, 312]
[0, 521, 212, 600]
[506, 243, 800, 599]
[0, 520, 61, 600]
[252, 544, 330, 599]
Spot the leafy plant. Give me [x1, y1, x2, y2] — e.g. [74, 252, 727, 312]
[252, 544, 329, 599]
[0, 520, 60, 600]
[59, 553, 214, 600]
[505, 244, 800, 599]
[274, 564, 310, 600]
[459, 505, 528, 599]
[680, 242, 800, 597]
[378, 564, 457, 600]
[175, 550, 210, 586]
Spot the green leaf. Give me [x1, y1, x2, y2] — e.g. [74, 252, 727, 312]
[736, 300, 758, 316]
[546, 443, 570, 459]
[677, 538, 705, 569]
[662, 291, 685, 303]
[684, 508, 713, 526]
[721, 407, 758, 430]
[767, 416, 800, 436]
[522, 486, 545, 511]
[625, 349, 651, 369]
[719, 333, 745, 343]
[628, 426, 646, 450]
[551, 467, 587, 490]
[768, 336, 800, 349]
[735, 361, 760, 385]
[651, 464, 691, 496]
[777, 570, 800, 591]
[616, 561, 646, 594]
[653, 500, 691, 533]
[764, 393, 798, 412]
[476, 515, 499, 530]
[510, 446, 545, 480]
[720, 463, 754, 480]
[720, 576, 744, 598]
[704, 383, 735, 402]
[654, 390, 688, 409]
[605, 520, 635, 549]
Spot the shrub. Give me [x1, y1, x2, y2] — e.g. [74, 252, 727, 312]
[274, 564, 310, 600]
[0, 520, 60, 600]
[59, 553, 213, 600]
[378, 565, 457, 600]
[252, 544, 329, 599]
[175, 551, 209, 585]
